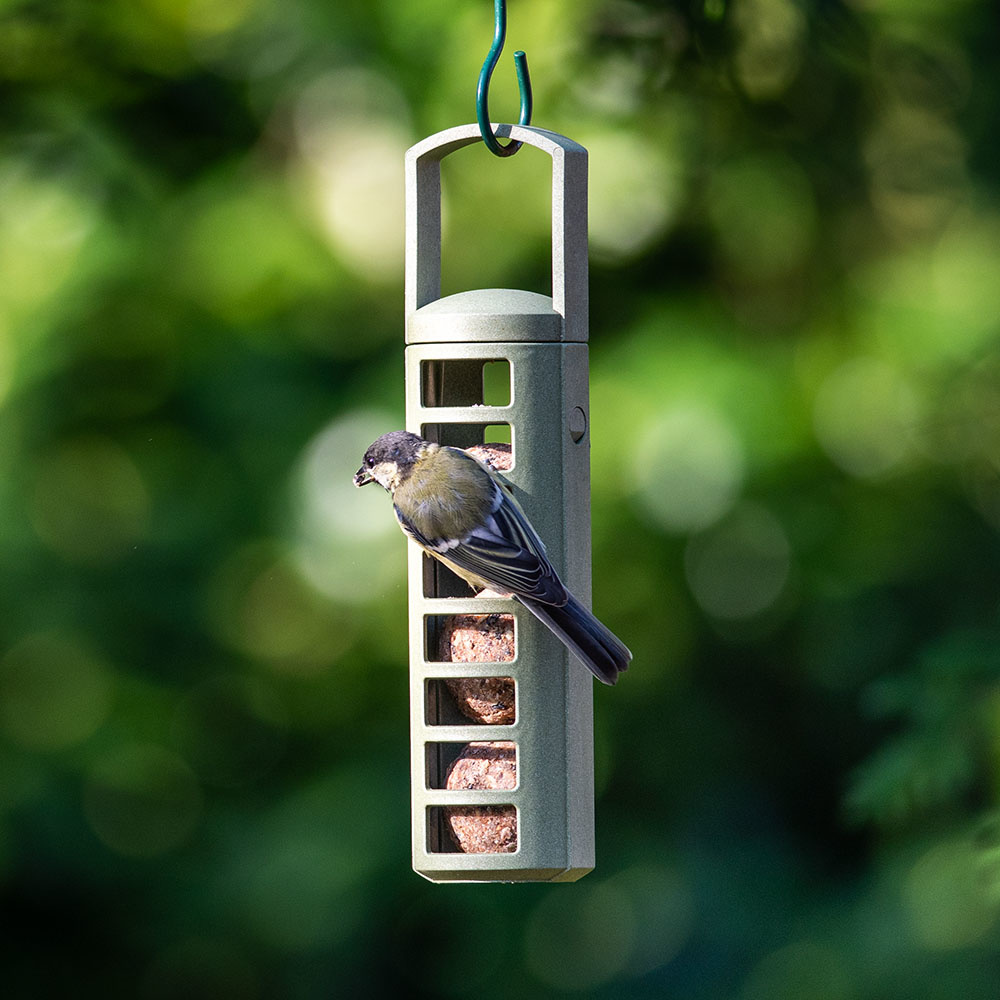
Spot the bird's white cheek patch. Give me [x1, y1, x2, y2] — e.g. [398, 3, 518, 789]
[374, 461, 399, 489]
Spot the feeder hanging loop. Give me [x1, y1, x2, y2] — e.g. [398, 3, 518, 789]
[476, 0, 533, 157]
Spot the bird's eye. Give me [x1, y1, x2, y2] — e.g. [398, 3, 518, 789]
[366, 456, 375, 468]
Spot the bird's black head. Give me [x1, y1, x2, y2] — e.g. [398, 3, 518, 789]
[353, 430, 427, 490]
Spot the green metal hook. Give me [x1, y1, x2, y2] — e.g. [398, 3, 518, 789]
[476, 0, 533, 157]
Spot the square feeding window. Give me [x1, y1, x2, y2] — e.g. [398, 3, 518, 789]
[425, 613, 515, 665]
[425, 740, 518, 791]
[425, 676, 516, 727]
[419, 421, 512, 453]
[426, 804, 519, 854]
[421, 359, 511, 408]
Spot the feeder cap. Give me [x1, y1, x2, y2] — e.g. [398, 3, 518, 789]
[406, 288, 568, 344]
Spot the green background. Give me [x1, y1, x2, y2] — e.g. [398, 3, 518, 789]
[2, 0, 1000, 996]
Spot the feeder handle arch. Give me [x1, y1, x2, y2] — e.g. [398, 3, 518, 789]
[404, 123, 589, 343]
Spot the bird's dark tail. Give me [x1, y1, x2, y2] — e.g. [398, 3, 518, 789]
[519, 593, 632, 685]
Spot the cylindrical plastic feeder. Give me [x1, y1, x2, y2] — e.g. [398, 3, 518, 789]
[405, 124, 595, 882]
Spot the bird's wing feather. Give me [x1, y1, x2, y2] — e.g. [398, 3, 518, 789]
[396, 483, 567, 606]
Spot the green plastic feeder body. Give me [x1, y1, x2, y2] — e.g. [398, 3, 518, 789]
[405, 124, 595, 882]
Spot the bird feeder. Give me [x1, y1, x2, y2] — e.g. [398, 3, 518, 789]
[404, 122, 595, 882]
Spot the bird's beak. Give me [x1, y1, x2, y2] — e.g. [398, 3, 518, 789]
[354, 467, 374, 487]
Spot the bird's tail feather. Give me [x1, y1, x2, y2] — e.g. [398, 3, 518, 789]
[519, 593, 632, 685]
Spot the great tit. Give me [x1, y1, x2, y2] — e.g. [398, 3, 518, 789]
[354, 430, 631, 685]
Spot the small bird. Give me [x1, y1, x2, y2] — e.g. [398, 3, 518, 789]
[354, 430, 631, 684]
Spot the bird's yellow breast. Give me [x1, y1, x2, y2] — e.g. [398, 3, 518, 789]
[394, 446, 494, 542]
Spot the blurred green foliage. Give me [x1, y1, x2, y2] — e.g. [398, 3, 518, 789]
[2, 0, 1000, 996]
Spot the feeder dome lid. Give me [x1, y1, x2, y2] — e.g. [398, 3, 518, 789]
[406, 288, 568, 344]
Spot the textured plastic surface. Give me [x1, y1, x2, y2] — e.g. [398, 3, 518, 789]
[406, 341, 594, 882]
[404, 124, 595, 882]
[407, 289, 560, 344]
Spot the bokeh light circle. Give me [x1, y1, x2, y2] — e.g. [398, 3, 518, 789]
[292, 409, 404, 604]
[524, 879, 637, 991]
[29, 435, 150, 564]
[685, 504, 791, 621]
[813, 357, 920, 478]
[0, 634, 114, 751]
[903, 838, 995, 951]
[633, 405, 746, 533]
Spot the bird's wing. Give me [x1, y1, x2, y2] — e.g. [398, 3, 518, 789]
[396, 483, 568, 606]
